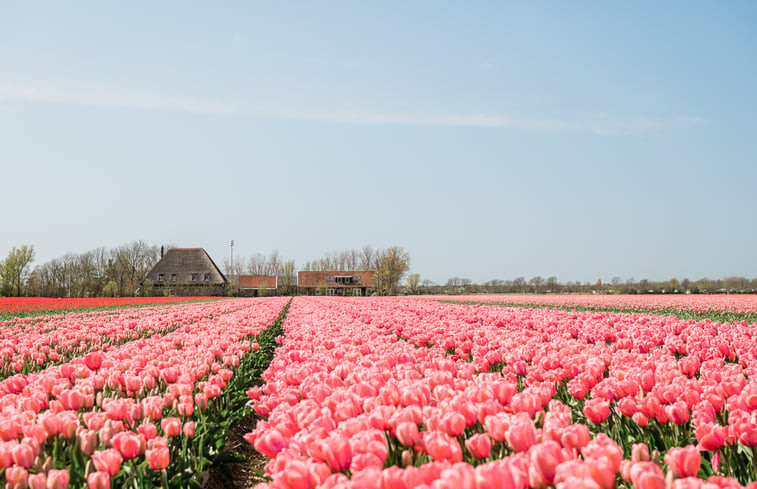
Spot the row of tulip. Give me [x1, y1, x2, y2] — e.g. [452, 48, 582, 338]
[246, 297, 757, 488]
[0, 299, 252, 381]
[0, 297, 222, 317]
[420, 294, 757, 315]
[0, 297, 290, 488]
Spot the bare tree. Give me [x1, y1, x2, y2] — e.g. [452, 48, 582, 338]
[529, 276, 544, 293]
[513, 276, 526, 292]
[376, 246, 410, 295]
[405, 273, 421, 295]
[0, 245, 35, 296]
[278, 260, 297, 295]
[360, 245, 376, 270]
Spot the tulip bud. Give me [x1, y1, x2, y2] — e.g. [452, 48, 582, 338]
[87, 472, 110, 489]
[46, 469, 70, 489]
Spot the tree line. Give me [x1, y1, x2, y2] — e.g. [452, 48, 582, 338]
[0, 242, 161, 298]
[415, 275, 757, 295]
[3, 242, 753, 297]
[225, 245, 411, 296]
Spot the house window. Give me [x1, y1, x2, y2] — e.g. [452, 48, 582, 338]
[204, 273, 210, 281]
[191, 273, 198, 282]
[326, 276, 335, 282]
[158, 274, 164, 282]
[170, 274, 176, 282]
[335, 276, 354, 284]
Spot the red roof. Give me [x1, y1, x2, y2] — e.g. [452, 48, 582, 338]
[298, 271, 376, 288]
[238, 275, 277, 289]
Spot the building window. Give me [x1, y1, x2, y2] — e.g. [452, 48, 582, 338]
[191, 273, 198, 282]
[158, 274, 164, 282]
[170, 274, 176, 282]
[354, 288, 362, 296]
[335, 276, 354, 284]
[326, 276, 335, 282]
[204, 273, 210, 281]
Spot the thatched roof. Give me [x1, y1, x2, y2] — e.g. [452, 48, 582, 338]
[143, 248, 226, 286]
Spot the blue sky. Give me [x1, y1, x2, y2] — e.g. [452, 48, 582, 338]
[1, 2, 755, 284]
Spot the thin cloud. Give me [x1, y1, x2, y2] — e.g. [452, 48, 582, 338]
[0, 80, 704, 135]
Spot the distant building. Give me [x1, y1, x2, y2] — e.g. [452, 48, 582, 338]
[142, 248, 226, 296]
[298, 270, 376, 296]
[238, 275, 277, 297]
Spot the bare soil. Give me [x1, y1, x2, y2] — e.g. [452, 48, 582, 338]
[203, 414, 269, 489]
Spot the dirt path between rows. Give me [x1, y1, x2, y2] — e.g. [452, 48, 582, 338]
[203, 413, 268, 489]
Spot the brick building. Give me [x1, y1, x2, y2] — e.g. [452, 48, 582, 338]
[297, 270, 376, 296]
[238, 275, 278, 297]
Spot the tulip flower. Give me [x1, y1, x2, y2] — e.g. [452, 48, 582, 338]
[465, 434, 491, 460]
[86, 472, 110, 489]
[45, 470, 69, 489]
[146, 447, 170, 470]
[110, 431, 141, 459]
[664, 446, 701, 479]
[92, 449, 122, 477]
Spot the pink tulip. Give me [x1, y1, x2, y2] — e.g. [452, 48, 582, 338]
[277, 460, 310, 489]
[110, 431, 141, 459]
[505, 416, 536, 453]
[92, 449, 122, 477]
[12, 442, 35, 468]
[560, 424, 591, 451]
[78, 429, 98, 456]
[465, 433, 491, 460]
[395, 422, 420, 448]
[87, 472, 110, 489]
[46, 469, 69, 489]
[441, 412, 466, 437]
[583, 398, 612, 424]
[630, 462, 665, 489]
[182, 421, 195, 438]
[146, 446, 170, 470]
[484, 413, 509, 442]
[160, 417, 181, 437]
[529, 440, 567, 488]
[666, 402, 690, 425]
[6, 466, 28, 488]
[664, 446, 701, 479]
[253, 429, 287, 458]
[475, 459, 521, 489]
[632, 443, 650, 462]
[696, 424, 726, 451]
[28, 473, 46, 489]
[424, 432, 462, 463]
[315, 434, 353, 472]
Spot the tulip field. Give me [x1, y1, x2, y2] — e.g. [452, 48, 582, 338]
[0, 297, 290, 489]
[4, 295, 757, 488]
[428, 294, 757, 324]
[246, 296, 757, 489]
[0, 297, 222, 319]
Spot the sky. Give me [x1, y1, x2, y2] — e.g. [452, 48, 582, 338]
[1, 2, 756, 285]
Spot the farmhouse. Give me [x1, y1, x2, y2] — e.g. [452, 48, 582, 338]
[142, 248, 226, 296]
[298, 270, 376, 296]
[238, 275, 278, 297]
